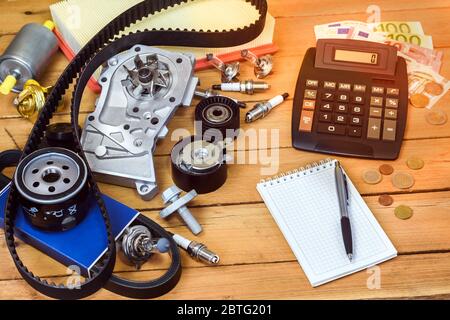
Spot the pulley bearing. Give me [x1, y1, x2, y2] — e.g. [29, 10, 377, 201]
[171, 136, 227, 194]
[195, 96, 240, 142]
[14, 147, 89, 231]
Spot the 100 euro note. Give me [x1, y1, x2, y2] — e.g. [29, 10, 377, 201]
[369, 21, 425, 35]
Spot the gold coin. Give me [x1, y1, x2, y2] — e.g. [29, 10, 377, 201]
[425, 109, 448, 126]
[362, 169, 382, 185]
[410, 93, 429, 108]
[424, 81, 444, 96]
[406, 156, 424, 170]
[379, 194, 394, 206]
[379, 164, 394, 175]
[394, 205, 414, 220]
[392, 172, 415, 189]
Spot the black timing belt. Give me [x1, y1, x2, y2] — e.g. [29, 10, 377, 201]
[3, 0, 267, 299]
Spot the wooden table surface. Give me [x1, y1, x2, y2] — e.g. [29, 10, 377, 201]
[1, 0, 450, 300]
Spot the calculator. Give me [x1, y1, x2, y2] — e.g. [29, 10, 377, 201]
[292, 39, 408, 160]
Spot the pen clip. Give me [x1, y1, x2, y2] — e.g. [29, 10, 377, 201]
[343, 172, 349, 204]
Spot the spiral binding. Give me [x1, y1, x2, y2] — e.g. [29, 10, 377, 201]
[260, 158, 334, 186]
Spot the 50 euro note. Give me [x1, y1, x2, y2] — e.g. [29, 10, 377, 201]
[384, 39, 443, 72]
[407, 61, 450, 109]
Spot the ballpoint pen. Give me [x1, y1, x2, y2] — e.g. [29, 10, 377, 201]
[335, 161, 353, 262]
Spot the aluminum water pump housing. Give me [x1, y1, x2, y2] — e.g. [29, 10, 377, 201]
[81, 45, 199, 200]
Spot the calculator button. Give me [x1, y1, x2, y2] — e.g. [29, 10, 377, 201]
[385, 109, 398, 120]
[304, 89, 317, 100]
[302, 100, 316, 110]
[306, 79, 319, 88]
[387, 88, 399, 96]
[351, 106, 364, 115]
[320, 102, 333, 111]
[372, 87, 385, 94]
[334, 114, 347, 124]
[367, 118, 382, 140]
[299, 110, 314, 132]
[338, 83, 351, 91]
[336, 104, 348, 113]
[324, 81, 336, 90]
[352, 95, 365, 105]
[322, 92, 335, 101]
[370, 96, 383, 107]
[319, 112, 332, 123]
[350, 116, 363, 126]
[386, 98, 399, 109]
[353, 84, 366, 92]
[337, 93, 349, 102]
[383, 120, 397, 141]
[349, 127, 362, 138]
[369, 107, 383, 118]
[318, 123, 346, 135]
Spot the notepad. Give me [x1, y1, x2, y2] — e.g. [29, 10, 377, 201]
[257, 159, 397, 287]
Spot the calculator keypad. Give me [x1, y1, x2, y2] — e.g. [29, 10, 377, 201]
[299, 80, 400, 142]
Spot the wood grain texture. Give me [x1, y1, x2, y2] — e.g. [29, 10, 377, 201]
[0, 0, 449, 300]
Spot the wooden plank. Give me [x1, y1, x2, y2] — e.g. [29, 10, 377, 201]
[0, 51, 448, 144]
[1, 190, 449, 281]
[0, 79, 449, 156]
[76, 137, 450, 210]
[1, 9, 449, 117]
[1, 0, 450, 36]
[1, 252, 450, 299]
[4, 136, 447, 212]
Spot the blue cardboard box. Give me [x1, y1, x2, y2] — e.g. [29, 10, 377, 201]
[0, 183, 139, 277]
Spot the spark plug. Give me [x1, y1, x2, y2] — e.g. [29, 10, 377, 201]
[245, 93, 289, 123]
[172, 233, 220, 265]
[212, 80, 270, 95]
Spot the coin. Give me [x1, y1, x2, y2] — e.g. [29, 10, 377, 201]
[394, 205, 414, 220]
[379, 164, 394, 175]
[406, 156, 424, 170]
[378, 194, 394, 206]
[410, 93, 429, 108]
[362, 169, 382, 185]
[392, 172, 415, 189]
[425, 109, 448, 126]
[424, 81, 444, 96]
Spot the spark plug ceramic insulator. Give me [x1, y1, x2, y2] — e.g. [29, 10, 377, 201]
[172, 233, 220, 265]
[245, 93, 289, 123]
[212, 80, 270, 95]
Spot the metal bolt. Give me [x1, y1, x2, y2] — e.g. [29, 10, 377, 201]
[160, 186, 202, 235]
[108, 57, 118, 66]
[194, 88, 219, 99]
[134, 139, 143, 147]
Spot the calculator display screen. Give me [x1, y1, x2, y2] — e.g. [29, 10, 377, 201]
[334, 49, 378, 65]
[315, 39, 398, 76]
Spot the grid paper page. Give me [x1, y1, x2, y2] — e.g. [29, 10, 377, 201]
[257, 160, 397, 287]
